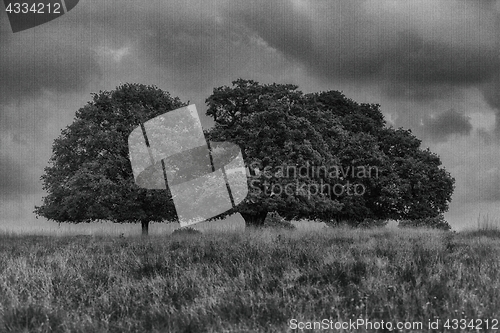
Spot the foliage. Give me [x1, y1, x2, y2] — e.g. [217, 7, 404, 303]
[374, 128, 455, 220]
[263, 211, 296, 230]
[34, 83, 186, 234]
[34, 79, 455, 231]
[350, 218, 389, 229]
[206, 79, 455, 228]
[206, 79, 345, 226]
[172, 227, 202, 235]
[398, 214, 452, 231]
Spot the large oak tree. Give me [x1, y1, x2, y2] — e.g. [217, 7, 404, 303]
[205, 79, 455, 227]
[34, 83, 186, 235]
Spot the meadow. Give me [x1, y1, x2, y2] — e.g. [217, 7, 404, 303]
[0, 220, 499, 332]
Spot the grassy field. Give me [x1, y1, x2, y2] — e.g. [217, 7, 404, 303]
[0, 224, 499, 332]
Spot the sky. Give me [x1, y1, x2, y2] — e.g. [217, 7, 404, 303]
[0, 0, 499, 232]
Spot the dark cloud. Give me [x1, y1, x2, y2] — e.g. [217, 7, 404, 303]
[66, 0, 297, 113]
[130, 2, 265, 94]
[0, 5, 102, 106]
[0, 10, 102, 204]
[383, 37, 500, 101]
[0, 39, 102, 106]
[223, 0, 500, 129]
[228, 2, 498, 81]
[0, 154, 31, 200]
[422, 109, 472, 142]
[481, 74, 500, 138]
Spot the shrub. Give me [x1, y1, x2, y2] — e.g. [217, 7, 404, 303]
[263, 212, 296, 230]
[398, 214, 451, 231]
[353, 218, 388, 228]
[172, 227, 203, 235]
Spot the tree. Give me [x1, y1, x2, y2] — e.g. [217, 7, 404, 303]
[205, 79, 455, 227]
[34, 83, 186, 235]
[205, 79, 346, 226]
[305, 91, 455, 223]
[375, 128, 455, 220]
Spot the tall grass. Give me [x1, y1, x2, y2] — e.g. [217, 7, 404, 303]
[458, 214, 500, 239]
[476, 214, 500, 231]
[0, 225, 498, 332]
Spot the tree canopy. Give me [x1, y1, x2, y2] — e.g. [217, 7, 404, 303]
[206, 79, 455, 227]
[35, 79, 455, 232]
[34, 83, 186, 235]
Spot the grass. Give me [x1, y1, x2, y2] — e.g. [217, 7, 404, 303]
[456, 214, 500, 240]
[0, 224, 499, 332]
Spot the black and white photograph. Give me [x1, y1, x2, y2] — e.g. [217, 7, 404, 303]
[0, 0, 499, 332]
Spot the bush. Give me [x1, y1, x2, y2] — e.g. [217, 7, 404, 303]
[352, 218, 388, 228]
[263, 212, 296, 230]
[398, 214, 451, 231]
[329, 218, 388, 228]
[172, 227, 203, 235]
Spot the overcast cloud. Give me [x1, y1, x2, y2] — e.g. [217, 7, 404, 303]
[0, 0, 499, 230]
[421, 109, 472, 142]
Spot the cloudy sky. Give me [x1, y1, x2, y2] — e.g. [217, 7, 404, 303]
[0, 0, 499, 231]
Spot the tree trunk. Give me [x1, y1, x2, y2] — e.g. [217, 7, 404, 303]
[240, 212, 268, 228]
[141, 220, 149, 236]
